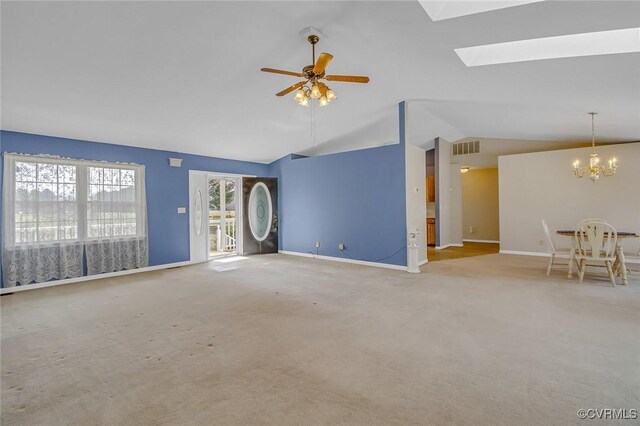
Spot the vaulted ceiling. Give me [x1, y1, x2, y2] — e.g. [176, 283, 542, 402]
[2, 1, 639, 163]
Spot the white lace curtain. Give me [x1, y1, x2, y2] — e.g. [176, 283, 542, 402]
[84, 164, 147, 275]
[2, 153, 148, 287]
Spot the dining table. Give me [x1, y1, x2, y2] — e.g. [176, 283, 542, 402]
[556, 230, 639, 285]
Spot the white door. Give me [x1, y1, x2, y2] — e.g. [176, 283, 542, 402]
[189, 171, 209, 262]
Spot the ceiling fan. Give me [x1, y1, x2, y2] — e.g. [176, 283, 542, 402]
[261, 35, 370, 107]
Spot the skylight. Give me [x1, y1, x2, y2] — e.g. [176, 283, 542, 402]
[455, 27, 640, 67]
[419, 0, 544, 21]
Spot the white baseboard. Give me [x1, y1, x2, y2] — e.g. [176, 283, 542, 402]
[0, 260, 206, 295]
[278, 250, 408, 271]
[463, 239, 500, 244]
[500, 250, 640, 266]
[499, 250, 551, 258]
[435, 243, 464, 250]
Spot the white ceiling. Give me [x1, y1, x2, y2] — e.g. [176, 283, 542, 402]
[2, 1, 639, 163]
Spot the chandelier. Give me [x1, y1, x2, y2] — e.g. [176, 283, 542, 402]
[573, 112, 617, 182]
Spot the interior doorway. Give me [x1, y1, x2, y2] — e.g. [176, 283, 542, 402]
[427, 242, 499, 262]
[208, 177, 239, 258]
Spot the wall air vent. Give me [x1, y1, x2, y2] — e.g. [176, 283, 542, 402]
[452, 140, 480, 156]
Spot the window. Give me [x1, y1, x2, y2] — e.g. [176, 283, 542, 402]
[87, 166, 138, 238]
[3, 154, 148, 287]
[14, 161, 78, 243]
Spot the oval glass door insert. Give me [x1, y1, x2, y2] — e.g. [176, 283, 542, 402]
[248, 182, 272, 241]
[194, 188, 204, 236]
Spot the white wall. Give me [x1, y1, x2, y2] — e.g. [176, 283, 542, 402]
[449, 165, 463, 246]
[406, 144, 427, 263]
[499, 142, 640, 255]
[436, 137, 450, 247]
[462, 168, 500, 242]
[435, 137, 463, 248]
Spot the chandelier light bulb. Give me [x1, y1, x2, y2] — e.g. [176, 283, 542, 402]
[319, 96, 328, 107]
[299, 96, 309, 107]
[310, 84, 321, 99]
[326, 89, 336, 102]
[293, 89, 305, 102]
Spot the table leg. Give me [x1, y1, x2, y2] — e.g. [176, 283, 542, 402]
[568, 245, 575, 279]
[617, 245, 628, 286]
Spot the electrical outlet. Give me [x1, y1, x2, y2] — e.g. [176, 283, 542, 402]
[315, 241, 320, 248]
[338, 243, 345, 251]
[469, 226, 473, 234]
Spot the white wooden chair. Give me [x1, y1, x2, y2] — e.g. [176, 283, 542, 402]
[542, 219, 575, 276]
[575, 220, 618, 287]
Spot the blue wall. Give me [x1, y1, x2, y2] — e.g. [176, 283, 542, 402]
[267, 103, 407, 267]
[1, 102, 408, 287]
[0, 131, 268, 286]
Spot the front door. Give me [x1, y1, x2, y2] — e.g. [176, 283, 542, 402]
[242, 177, 278, 254]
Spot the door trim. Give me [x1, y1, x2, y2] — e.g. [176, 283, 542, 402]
[193, 171, 256, 178]
[189, 170, 256, 258]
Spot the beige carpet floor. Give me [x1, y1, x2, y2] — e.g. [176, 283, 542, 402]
[2, 254, 639, 425]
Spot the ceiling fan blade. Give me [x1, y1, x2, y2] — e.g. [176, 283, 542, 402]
[276, 81, 307, 97]
[313, 53, 334, 75]
[325, 75, 370, 83]
[261, 68, 304, 77]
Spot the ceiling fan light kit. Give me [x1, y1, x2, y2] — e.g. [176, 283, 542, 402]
[261, 35, 369, 107]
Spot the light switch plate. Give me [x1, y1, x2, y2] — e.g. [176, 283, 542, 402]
[177, 207, 186, 214]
